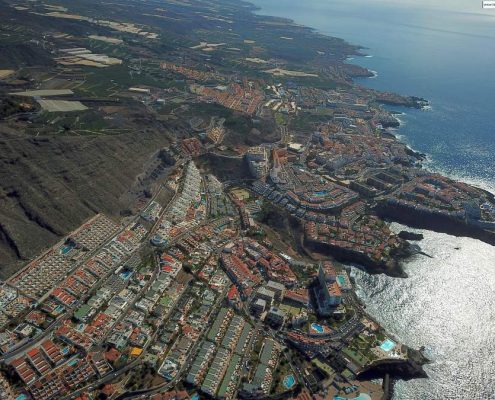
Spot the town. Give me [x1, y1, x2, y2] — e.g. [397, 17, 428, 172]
[0, 159, 414, 400]
[1, 0, 495, 399]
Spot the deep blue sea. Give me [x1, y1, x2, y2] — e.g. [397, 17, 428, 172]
[251, 1, 495, 398]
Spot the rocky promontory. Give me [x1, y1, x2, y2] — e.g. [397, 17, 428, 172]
[303, 238, 420, 278]
[358, 346, 429, 381]
[398, 231, 424, 241]
[375, 201, 495, 246]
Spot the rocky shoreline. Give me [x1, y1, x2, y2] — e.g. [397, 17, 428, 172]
[303, 238, 420, 278]
[375, 201, 495, 246]
[357, 351, 429, 382]
[398, 231, 424, 241]
[347, 286, 430, 387]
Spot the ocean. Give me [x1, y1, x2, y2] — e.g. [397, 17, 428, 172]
[250, 1, 495, 398]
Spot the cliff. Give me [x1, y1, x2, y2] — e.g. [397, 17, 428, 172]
[0, 127, 173, 278]
[375, 201, 495, 246]
[398, 231, 424, 241]
[358, 358, 428, 381]
[358, 347, 429, 381]
[303, 238, 417, 278]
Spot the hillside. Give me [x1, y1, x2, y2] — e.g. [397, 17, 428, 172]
[0, 127, 173, 278]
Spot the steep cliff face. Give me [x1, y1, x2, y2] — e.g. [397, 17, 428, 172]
[303, 238, 414, 278]
[0, 129, 172, 278]
[375, 201, 495, 246]
[357, 358, 428, 381]
[358, 347, 429, 381]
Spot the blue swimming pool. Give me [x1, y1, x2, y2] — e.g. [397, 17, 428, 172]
[311, 323, 324, 333]
[380, 338, 396, 352]
[120, 270, 132, 280]
[314, 190, 328, 197]
[60, 242, 75, 255]
[283, 374, 296, 389]
[334, 394, 371, 400]
[337, 275, 346, 286]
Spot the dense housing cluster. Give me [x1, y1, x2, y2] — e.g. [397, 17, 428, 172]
[2, 0, 494, 398]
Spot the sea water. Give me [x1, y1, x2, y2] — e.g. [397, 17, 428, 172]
[251, 1, 495, 398]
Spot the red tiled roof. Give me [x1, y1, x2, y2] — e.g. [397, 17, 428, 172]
[227, 285, 239, 301]
[104, 348, 121, 362]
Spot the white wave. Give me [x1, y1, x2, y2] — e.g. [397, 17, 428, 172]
[394, 115, 405, 126]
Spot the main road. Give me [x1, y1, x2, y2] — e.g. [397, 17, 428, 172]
[0, 176, 175, 364]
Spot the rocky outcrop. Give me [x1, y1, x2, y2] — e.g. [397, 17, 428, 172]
[358, 347, 429, 381]
[398, 231, 424, 241]
[341, 63, 375, 78]
[303, 238, 418, 278]
[358, 358, 428, 381]
[375, 201, 495, 246]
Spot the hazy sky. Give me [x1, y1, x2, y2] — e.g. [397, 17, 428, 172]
[253, 0, 495, 40]
[292, 0, 495, 19]
[366, 0, 491, 12]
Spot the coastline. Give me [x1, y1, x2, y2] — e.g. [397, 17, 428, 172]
[2, 0, 494, 399]
[303, 237, 416, 278]
[250, 0, 495, 192]
[246, 0, 495, 396]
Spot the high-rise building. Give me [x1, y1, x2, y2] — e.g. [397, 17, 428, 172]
[316, 262, 342, 316]
[245, 147, 269, 179]
[266, 280, 286, 302]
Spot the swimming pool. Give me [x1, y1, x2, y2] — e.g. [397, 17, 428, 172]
[59, 243, 75, 255]
[120, 270, 132, 280]
[313, 190, 329, 197]
[380, 338, 396, 352]
[334, 395, 371, 400]
[337, 275, 346, 286]
[283, 374, 296, 389]
[310, 323, 325, 333]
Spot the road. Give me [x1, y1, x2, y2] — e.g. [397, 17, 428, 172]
[64, 278, 195, 400]
[100, 257, 160, 344]
[114, 285, 229, 400]
[2, 155, 253, 397]
[0, 180, 171, 363]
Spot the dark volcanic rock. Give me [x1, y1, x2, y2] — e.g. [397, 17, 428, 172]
[358, 358, 428, 381]
[375, 200, 495, 246]
[377, 114, 400, 129]
[304, 237, 411, 278]
[398, 231, 424, 241]
[341, 63, 374, 78]
[359, 346, 429, 381]
[196, 153, 251, 182]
